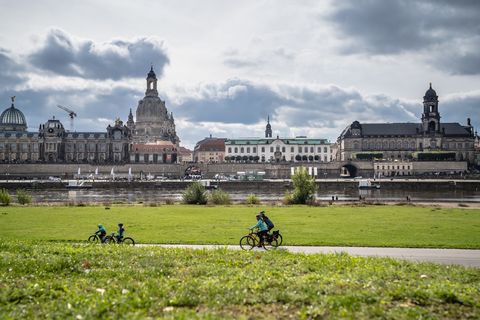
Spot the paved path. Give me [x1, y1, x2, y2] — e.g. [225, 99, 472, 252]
[141, 244, 480, 268]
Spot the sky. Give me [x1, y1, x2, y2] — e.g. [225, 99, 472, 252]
[0, 0, 479, 149]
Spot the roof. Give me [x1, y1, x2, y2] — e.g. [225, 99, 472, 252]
[0, 105, 27, 126]
[0, 132, 38, 138]
[339, 122, 473, 139]
[225, 137, 330, 145]
[194, 138, 225, 152]
[178, 146, 193, 155]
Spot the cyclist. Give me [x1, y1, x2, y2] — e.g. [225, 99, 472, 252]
[116, 223, 125, 242]
[249, 214, 268, 247]
[96, 224, 107, 243]
[259, 211, 274, 232]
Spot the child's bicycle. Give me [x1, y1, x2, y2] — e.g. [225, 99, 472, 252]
[239, 229, 281, 250]
[88, 233, 106, 243]
[104, 233, 135, 245]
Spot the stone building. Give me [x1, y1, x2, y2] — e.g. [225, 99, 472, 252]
[132, 67, 179, 145]
[225, 137, 332, 163]
[337, 84, 476, 163]
[130, 140, 177, 164]
[177, 146, 193, 163]
[0, 96, 131, 164]
[193, 136, 226, 163]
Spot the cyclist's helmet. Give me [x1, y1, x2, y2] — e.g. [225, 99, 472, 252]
[255, 214, 261, 220]
[118, 223, 123, 227]
[98, 224, 103, 228]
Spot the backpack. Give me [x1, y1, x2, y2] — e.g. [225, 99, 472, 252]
[263, 215, 274, 229]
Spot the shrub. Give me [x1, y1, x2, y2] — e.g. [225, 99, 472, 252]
[0, 188, 11, 206]
[16, 189, 32, 205]
[245, 193, 261, 205]
[165, 198, 175, 205]
[182, 181, 207, 205]
[283, 191, 293, 205]
[290, 167, 317, 204]
[209, 189, 231, 205]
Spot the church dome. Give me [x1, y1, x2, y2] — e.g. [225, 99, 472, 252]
[424, 83, 438, 102]
[0, 105, 26, 126]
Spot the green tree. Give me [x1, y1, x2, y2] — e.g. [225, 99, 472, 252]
[290, 167, 316, 204]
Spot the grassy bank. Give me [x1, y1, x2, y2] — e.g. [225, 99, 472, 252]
[0, 205, 479, 248]
[1, 241, 479, 319]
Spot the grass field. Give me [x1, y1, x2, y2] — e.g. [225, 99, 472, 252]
[0, 205, 479, 248]
[1, 241, 479, 319]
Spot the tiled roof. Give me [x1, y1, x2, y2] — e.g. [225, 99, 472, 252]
[194, 138, 225, 152]
[226, 137, 330, 145]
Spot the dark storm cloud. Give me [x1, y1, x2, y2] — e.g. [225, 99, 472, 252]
[328, 0, 480, 74]
[0, 49, 25, 88]
[28, 29, 169, 80]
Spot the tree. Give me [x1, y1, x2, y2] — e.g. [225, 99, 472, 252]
[290, 167, 316, 204]
[295, 154, 301, 161]
[302, 155, 308, 161]
[308, 155, 314, 161]
[314, 155, 320, 161]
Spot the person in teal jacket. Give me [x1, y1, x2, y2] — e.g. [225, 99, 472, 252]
[250, 214, 268, 247]
[95, 224, 107, 243]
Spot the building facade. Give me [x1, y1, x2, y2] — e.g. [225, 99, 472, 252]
[132, 67, 179, 145]
[193, 136, 226, 163]
[0, 67, 183, 164]
[225, 137, 332, 163]
[337, 84, 476, 163]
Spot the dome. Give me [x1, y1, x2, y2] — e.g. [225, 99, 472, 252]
[424, 83, 438, 102]
[0, 105, 27, 126]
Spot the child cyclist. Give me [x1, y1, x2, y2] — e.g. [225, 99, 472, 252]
[116, 223, 125, 242]
[95, 224, 107, 243]
[249, 214, 268, 247]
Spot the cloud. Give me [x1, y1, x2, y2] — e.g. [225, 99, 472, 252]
[328, 0, 480, 75]
[0, 49, 25, 88]
[28, 28, 169, 80]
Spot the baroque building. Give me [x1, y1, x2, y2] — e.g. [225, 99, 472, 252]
[132, 67, 179, 145]
[0, 67, 182, 164]
[337, 84, 476, 163]
[225, 119, 332, 163]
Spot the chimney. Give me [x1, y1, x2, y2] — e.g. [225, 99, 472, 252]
[467, 118, 471, 126]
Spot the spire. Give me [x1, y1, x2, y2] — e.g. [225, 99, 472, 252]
[265, 115, 272, 138]
[10, 96, 15, 108]
[145, 66, 158, 97]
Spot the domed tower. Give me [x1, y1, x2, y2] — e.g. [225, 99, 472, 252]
[422, 83, 441, 133]
[0, 96, 27, 132]
[265, 115, 272, 138]
[133, 66, 179, 144]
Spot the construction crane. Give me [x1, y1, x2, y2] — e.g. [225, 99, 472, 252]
[56, 105, 77, 132]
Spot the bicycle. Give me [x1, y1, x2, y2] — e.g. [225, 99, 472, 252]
[240, 229, 280, 250]
[104, 233, 135, 245]
[88, 233, 106, 243]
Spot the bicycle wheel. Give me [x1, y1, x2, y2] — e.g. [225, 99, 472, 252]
[276, 234, 283, 246]
[240, 235, 256, 250]
[263, 238, 278, 251]
[122, 237, 135, 246]
[88, 235, 98, 243]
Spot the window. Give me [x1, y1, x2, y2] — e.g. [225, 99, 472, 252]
[261, 147, 265, 152]
[282, 147, 285, 152]
[234, 147, 238, 153]
[276, 146, 280, 151]
[240, 147, 244, 153]
[324, 147, 327, 153]
[291, 147, 294, 152]
[246, 147, 250, 153]
[228, 147, 232, 153]
[253, 147, 256, 153]
[270, 147, 273, 152]
[298, 147, 302, 153]
[310, 147, 313, 153]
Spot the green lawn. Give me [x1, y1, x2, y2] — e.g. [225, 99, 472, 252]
[1, 241, 479, 319]
[0, 205, 479, 248]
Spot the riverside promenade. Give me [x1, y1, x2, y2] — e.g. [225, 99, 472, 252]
[148, 244, 480, 268]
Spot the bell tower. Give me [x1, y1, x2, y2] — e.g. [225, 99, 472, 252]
[265, 115, 272, 138]
[145, 65, 158, 97]
[422, 83, 441, 133]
